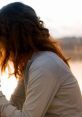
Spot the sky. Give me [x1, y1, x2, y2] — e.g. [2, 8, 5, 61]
[0, 0, 82, 37]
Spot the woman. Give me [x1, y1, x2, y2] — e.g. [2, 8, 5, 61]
[0, 2, 82, 117]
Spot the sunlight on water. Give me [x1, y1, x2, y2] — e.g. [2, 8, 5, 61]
[69, 61, 82, 93]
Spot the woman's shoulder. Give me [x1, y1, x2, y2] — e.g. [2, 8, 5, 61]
[25, 51, 73, 86]
[30, 51, 68, 69]
[29, 51, 70, 77]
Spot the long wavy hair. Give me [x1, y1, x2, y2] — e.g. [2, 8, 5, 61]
[0, 2, 69, 78]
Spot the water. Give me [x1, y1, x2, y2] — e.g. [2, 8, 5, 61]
[69, 61, 82, 93]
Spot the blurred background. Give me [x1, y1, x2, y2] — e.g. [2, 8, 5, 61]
[0, 0, 82, 100]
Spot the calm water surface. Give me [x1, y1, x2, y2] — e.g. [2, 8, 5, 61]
[69, 61, 82, 93]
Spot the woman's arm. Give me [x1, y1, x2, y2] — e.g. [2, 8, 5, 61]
[10, 79, 26, 110]
[0, 60, 59, 117]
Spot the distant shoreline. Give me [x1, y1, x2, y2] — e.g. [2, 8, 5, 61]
[58, 37, 82, 61]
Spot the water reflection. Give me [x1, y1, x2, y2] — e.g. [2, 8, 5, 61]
[69, 61, 82, 93]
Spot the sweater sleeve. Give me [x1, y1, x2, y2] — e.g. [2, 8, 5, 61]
[0, 59, 60, 117]
[10, 79, 26, 110]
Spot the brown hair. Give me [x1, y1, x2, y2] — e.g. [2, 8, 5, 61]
[0, 2, 69, 78]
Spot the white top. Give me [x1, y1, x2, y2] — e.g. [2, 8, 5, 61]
[0, 51, 82, 117]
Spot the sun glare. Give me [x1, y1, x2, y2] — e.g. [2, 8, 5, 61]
[0, 62, 18, 100]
